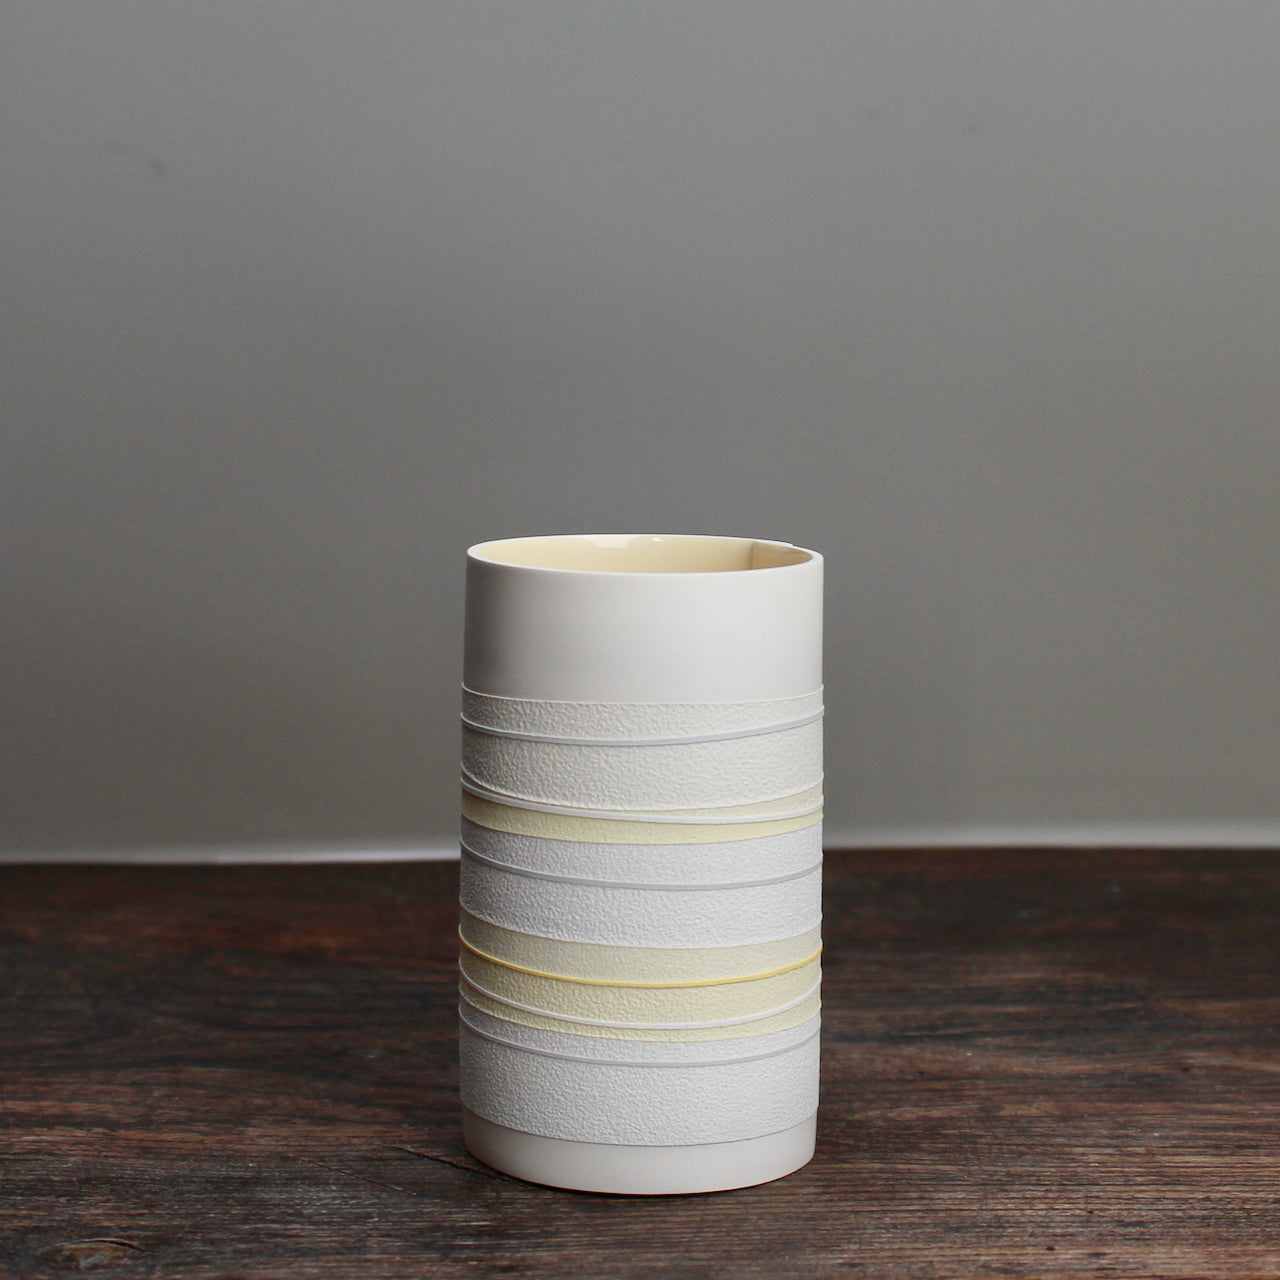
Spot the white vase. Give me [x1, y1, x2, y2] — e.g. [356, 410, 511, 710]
[460, 534, 823, 1194]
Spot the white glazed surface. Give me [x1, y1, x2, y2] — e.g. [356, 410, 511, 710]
[463, 1112, 816, 1195]
[465, 535, 823, 703]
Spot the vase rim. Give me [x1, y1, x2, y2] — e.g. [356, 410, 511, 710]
[468, 533, 818, 576]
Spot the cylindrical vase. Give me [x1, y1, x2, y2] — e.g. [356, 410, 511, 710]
[459, 533, 823, 1194]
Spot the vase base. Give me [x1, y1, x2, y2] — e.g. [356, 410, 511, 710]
[462, 1109, 816, 1195]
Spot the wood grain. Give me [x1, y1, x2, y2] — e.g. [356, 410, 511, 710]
[3, 850, 1279, 1278]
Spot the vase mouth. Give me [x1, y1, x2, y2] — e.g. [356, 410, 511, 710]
[468, 534, 816, 575]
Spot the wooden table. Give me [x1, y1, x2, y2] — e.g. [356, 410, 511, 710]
[4, 849, 1279, 1278]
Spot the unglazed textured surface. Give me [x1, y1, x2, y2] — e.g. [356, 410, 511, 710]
[459, 817, 822, 885]
[461, 720, 823, 811]
[459, 854, 821, 947]
[458, 1023, 820, 1145]
[462, 688, 824, 743]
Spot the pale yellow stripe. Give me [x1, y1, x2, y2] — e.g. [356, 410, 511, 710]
[460, 911, 819, 977]
[459, 952, 821, 1024]
[461, 781, 823, 824]
[461, 792, 823, 845]
[460, 979, 822, 1042]
[460, 913, 821, 985]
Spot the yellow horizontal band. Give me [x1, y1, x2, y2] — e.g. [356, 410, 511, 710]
[461, 780, 823, 825]
[459, 930, 822, 989]
[460, 912, 821, 985]
[460, 979, 822, 1041]
[462, 792, 823, 845]
[460, 951, 821, 1025]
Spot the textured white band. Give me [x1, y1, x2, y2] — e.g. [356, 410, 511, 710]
[461, 719, 822, 813]
[459, 817, 821, 888]
[459, 1022, 820, 1145]
[461, 687, 824, 745]
[461, 854, 821, 948]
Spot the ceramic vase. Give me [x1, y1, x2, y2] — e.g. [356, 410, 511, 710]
[459, 534, 823, 1194]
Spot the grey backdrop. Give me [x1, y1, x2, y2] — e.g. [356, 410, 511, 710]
[4, 3, 1279, 855]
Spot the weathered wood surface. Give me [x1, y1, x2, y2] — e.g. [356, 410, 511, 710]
[3, 849, 1279, 1278]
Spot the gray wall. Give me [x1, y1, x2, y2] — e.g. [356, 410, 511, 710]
[4, 3, 1279, 853]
